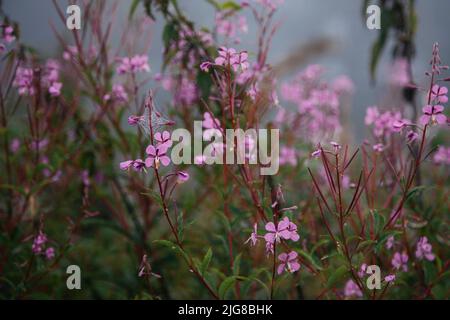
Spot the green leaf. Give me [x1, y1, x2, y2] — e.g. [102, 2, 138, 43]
[233, 253, 242, 276]
[218, 275, 244, 299]
[220, 1, 241, 11]
[162, 22, 177, 47]
[200, 248, 213, 276]
[297, 250, 323, 271]
[327, 265, 347, 288]
[129, 0, 141, 20]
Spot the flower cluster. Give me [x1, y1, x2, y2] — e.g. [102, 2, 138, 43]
[116, 54, 150, 74]
[0, 25, 15, 53]
[13, 67, 35, 96]
[42, 59, 63, 97]
[32, 232, 55, 260]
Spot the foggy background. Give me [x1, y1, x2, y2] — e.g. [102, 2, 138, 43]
[4, 0, 450, 140]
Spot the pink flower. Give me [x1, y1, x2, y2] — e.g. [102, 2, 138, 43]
[430, 85, 448, 103]
[392, 251, 408, 272]
[344, 279, 362, 298]
[202, 112, 221, 129]
[406, 130, 419, 144]
[415, 236, 435, 261]
[365, 106, 379, 125]
[45, 247, 55, 260]
[311, 149, 322, 158]
[386, 236, 395, 250]
[358, 263, 368, 278]
[176, 171, 190, 183]
[373, 143, 385, 153]
[128, 115, 141, 126]
[32, 232, 48, 254]
[392, 119, 409, 132]
[245, 223, 259, 246]
[49, 82, 62, 97]
[433, 146, 450, 165]
[200, 61, 213, 72]
[389, 58, 410, 87]
[13, 67, 35, 96]
[10, 138, 20, 153]
[3, 25, 15, 43]
[277, 251, 300, 274]
[264, 220, 291, 244]
[264, 217, 299, 244]
[145, 144, 171, 169]
[116, 54, 150, 74]
[384, 274, 396, 283]
[332, 75, 354, 94]
[420, 105, 447, 125]
[279, 146, 297, 166]
[104, 84, 128, 103]
[120, 159, 145, 172]
[155, 131, 172, 147]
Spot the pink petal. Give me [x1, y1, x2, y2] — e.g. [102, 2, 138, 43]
[157, 143, 169, 155]
[288, 251, 298, 260]
[162, 131, 170, 140]
[279, 230, 292, 239]
[265, 222, 276, 232]
[290, 232, 300, 242]
[422, 105, 433, 114]
[419, 115, 430, 125]
[154, 132, 162, 142]
[264, 233, 275, 243]
[436, 114, 447, 124]
[145, 157, 154, 167]
[146, 145, 156, 156]
[277, 264, 285, 275]
[120, 160, 133, 170]
[434, 105, 444, 113]
[278, 253, 288, 262]
[159, 155, 171, 166]
[290, 262, 300, 272]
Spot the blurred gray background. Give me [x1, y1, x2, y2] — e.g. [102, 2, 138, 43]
[4, 0, 450, 140]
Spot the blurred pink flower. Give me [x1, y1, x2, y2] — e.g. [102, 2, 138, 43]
[245, 223, 259, 246]
[117, 54, 150, 74]
[49, 82, 62, 97]
[13, 67, 35, 96]
[384, 274, 396, 283]
[344, 279, 362, 298]
[176, 171, 189, 183]
[433, 146, 450, 165]
[392, 251, 408, 271]
[279, 146, 297, 166]
[45, 247, 55, 260]
[415, 236, 435, 261]
[3, 25, 15, 43]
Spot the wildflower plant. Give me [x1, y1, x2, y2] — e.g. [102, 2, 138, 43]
[0, 0, 448, 301]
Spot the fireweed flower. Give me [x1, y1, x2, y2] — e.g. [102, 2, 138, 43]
[344, 279, 362, 298]
[116, 54, 150, 74]
[176, 171, 189, 183]
[13, 67, 35, 96]
[384, 274, 396, 283]
[365, 106, 379, 125]
[32, 232, 48, 254]
[415, 236, 435, 261]
[202, 112, 221, 130]
[277, 251, 300, 274]
[373, 143, 385, 153]
[406, 130, 419, 144]
[10, 138, 20, 153]
[420, 105, 447, 125]
[391, 251, 408, 272]
[155, 131, 172, 147]
[145, 144, 171, 169]
[433, 146, 450, 165]
[3, 25, 15, 43]
[279, 146, 297, 166]
[120, 159, 145, 172]
[430, 84, 448, 103]
[264, 217, 299, 244]
[358, 263, 368, 278]
[311, 149, 322, 158]
[200, 61, 213, 72]
[45, 247, 55, 260]
[386, 236, 395, 250]
[244, 223, 259, 246]
[104, 84, 128, 104]
[49, 82, 62, 97]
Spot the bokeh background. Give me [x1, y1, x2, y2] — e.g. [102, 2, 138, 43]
[4, 0, 450, 140]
